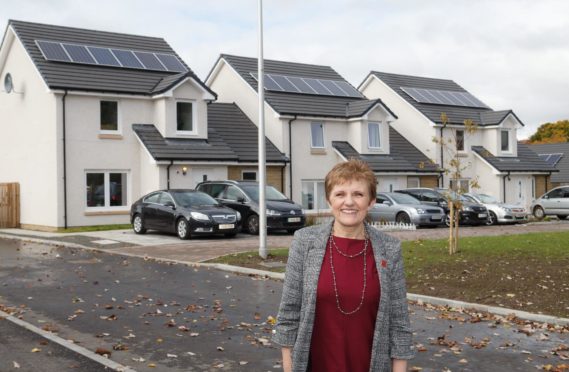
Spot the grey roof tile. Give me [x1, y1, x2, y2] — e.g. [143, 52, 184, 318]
[332, 127, 440, 173]
[527, 142, 569, 182]
[471, 144, 558, 173]
[8, 20, 215, 96]
[133, 103, 287, 163]
[368, 71, 523, 127]
[217, 54, 393, 118]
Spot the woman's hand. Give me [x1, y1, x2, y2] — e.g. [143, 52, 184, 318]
[392, 359, 407, 372]
[282, 347, 292, 372]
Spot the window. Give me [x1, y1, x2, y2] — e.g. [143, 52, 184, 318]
[301, 180, 327, 210]
[100, 101, 118, 131]
[450, 179, 470, 193]
[86, 171, 128, 208]
[310, 122, 325, 148]
[177, 102, 194, 132]
[224, 186, 246, 201]
[143, 192, 161, 204]
[368, 122, 381, 149]
[456, 130, 465, 151]
[242, 171, 257, 181]
[407, 177, 420, 188]
[501, 130, 510, 152]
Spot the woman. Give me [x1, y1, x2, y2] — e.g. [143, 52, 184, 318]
[273, 159, 415, 372]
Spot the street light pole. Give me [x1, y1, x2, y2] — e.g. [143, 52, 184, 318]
[258, 0, 267, 259]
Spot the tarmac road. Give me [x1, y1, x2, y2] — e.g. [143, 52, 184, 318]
[0, 238, 567, 371]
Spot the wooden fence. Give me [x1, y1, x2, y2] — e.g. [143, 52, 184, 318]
[0, 183, 20, 228]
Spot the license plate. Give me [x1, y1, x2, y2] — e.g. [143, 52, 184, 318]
[288, 217, 301, 223]
[478, 213, 487, 218]
[431, 215, 442, 221]
[219, 224, 234, 229]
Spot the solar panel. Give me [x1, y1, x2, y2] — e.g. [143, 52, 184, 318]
[36, 40, 71, 62]
[303, 78, 331, 95]
[134, 51, 166, 71]
[248, 73, 363, 98]
[320, 80, 347, 96]
[156, 54, 187, 73]
[269, 75, 300, 93]
[35, 39, 186, 73]
[334, 81, 363, 98]
[401, 87, 489, 108]
[63, 44, 96, 64]
[112, 49, 144, 69]
[539, 153, 563, 166]
[88, 46, 121, 66]
[286, 76, 316, 94]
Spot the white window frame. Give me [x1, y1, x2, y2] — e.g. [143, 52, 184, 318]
[301, 180, 327, 210]
[500, 129, 511, 153]
[99, 100, 121, 134]
[449, 179, 470, 193]
[368, 122, 381, 150]
[456, 129, 465, 152]
[85, 170, 130, 211]
[176, 100, 197, 135]
[242, 170, 257, 181]
[310, 122, 325, 149]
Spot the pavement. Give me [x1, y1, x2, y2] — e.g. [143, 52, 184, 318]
[1, 238, 568, 372]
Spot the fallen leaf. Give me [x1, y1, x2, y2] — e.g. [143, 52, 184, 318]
[31, 348, 41, 353]
[13, 361, 20, 368]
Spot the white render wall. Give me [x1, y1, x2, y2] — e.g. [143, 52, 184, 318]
[0, 34, 60, 227]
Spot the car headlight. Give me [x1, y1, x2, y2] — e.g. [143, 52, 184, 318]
[235, 211, 241, 221]
[415, 208, 426, 214]
[463, 206, 473, 211]
[190, 212, 210, 221]
[501, 207, 512, 213]
[267, 209, 281, 216]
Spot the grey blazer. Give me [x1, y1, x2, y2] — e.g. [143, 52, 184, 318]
[272, 221, 415, 372]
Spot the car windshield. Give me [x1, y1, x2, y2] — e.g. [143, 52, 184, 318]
[475, 194, 499, 204]
[170, 191, 219, 207]
[439, 189, 469, 202]
[388, 193, 421, 204]
[240, 185, 288, 202]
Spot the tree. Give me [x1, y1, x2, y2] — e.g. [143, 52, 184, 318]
[527, 120, 569, 144]
[431, 113, 479, 255]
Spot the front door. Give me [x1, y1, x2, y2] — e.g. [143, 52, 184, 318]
[189, 168, 217, 189]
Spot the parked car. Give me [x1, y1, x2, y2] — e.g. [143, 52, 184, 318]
[395, 188, 488, 226]
[196, 180, 305, 234]
[130, 189, 241, 239]
[435, 188, 489, 226]
[369, 192, 445, 226]
[463, 192, 528, 225]
[530, 186, 569, 220]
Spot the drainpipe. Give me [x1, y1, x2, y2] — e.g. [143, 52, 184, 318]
[546, 172, 550, 192]
[288, 115, 297, 199]
[166, 160, 174, 190]
[503, 171, 511, 203]
[439, 126, 444, 188]
[62, 90, 68, 229]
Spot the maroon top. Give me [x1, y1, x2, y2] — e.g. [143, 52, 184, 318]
[309, 235, 381, 372]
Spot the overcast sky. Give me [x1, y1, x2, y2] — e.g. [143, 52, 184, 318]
[2, 0, 568, 139]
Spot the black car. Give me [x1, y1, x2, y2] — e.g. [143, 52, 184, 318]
[395, 188, 488, 226]
[196, 180, 305, 234]
[130, 189, 241, 239]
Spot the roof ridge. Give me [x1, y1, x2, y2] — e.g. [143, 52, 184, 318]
[221, 53, 336, 71]
[371, 70, 457, 84]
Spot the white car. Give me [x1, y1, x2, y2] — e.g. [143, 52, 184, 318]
[463, 193, 528, 225]
[529, 186, 569, 220]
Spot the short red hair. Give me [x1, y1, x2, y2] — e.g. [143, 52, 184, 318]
[325, 159, 376, 202]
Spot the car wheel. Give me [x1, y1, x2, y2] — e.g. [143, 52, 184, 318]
[556, 215, 568, 220]
[395, 212, 411, 225]
[132, 214, 146, 234]
[176, 218, 191, 240]
[246, 214, 260, 235]
[486, 211, 498, 226]
[533, 206, 545, 220]
[444, 214, 451, 227]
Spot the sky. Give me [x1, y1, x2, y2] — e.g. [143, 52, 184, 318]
[2, 0, 568, 139]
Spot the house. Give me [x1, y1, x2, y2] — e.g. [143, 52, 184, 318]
[526, 142, 569, 190]
[0, 20, 286, 230]
[206, 55, 440, 210]
[359, 71, 557, 208]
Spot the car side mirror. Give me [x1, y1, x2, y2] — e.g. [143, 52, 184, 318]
[543, 195, 549, 199]
[237, 197, 246, 203]
[164, 201, 175, 209]
[382, 201, 392, 206]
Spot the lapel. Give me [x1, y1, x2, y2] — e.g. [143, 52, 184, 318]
[304, 221, 332, 299]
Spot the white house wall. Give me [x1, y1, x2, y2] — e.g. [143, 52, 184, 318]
[361, 77, 438, 160]
[0, 34, 60, 228]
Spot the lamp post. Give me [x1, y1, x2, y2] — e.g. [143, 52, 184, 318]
[258, 0, 267, 259]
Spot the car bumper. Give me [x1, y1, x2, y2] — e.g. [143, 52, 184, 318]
[460, 211, 488, 224]
[411, 214, 444, 226]
[496, 213, 528, 223]
[190, 220, 240, 235]
[267, 215, 306, 230]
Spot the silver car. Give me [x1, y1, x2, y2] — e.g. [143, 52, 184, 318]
[369, 192, 445, 226]
[530, 186, 569, 220]
[463, 192, 528, 225]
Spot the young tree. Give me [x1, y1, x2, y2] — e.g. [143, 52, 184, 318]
[432, 113, 479, 255]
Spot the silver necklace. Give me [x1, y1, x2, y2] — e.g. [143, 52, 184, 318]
[328, 229, 368, 315]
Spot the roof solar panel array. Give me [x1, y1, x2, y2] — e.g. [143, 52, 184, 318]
[35, 40, 188, 73]
[401, 86, 489, 109]
[249, 72, 363, 98]
[539, 153, 563, 166]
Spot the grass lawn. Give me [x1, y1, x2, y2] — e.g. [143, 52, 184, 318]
[207, 231, 569, 318]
